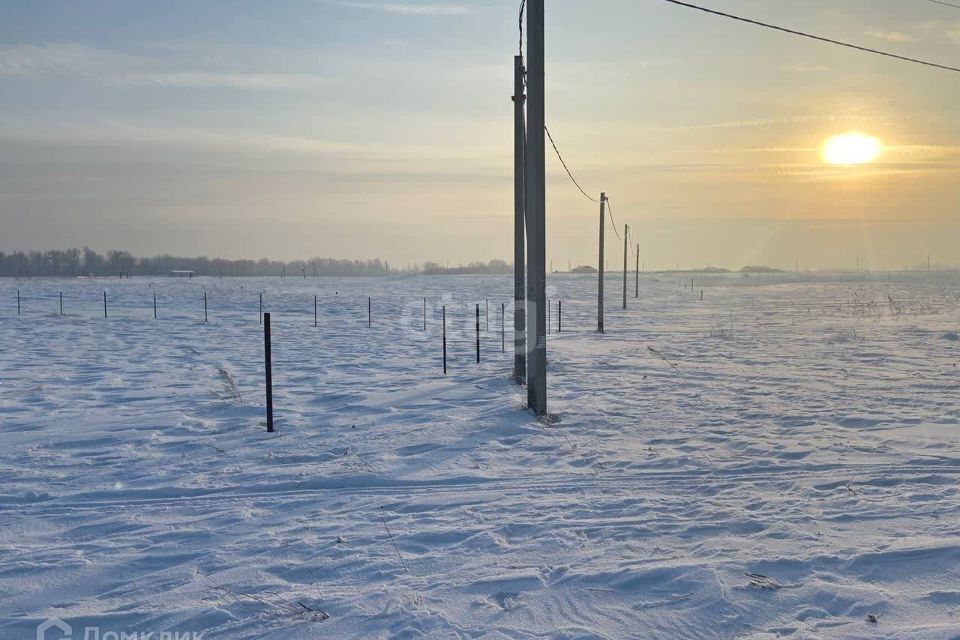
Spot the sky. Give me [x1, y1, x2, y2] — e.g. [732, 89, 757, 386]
[1, 0, 958, 271]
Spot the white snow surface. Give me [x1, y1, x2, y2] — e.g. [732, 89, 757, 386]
[1, 272, 959, 639]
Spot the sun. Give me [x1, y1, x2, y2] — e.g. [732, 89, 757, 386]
[821, 132, 882, 165]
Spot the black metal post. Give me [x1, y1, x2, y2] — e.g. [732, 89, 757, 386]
[368, 297, 371, 328]
[17, 290, 20, 315]
[423, 297, 426, 331]
[103, 291, 107, 318]
[59, 292, 63, 315]
[476, 304, 481, 363]
[204, 292, 208, 322]
[558, 300, 562, 333]
[153, 292, 157, 319]
[264, 312, 274, 432]
[442, 306, 447, 375]
[501, 302, 505, 352]
[259, 293, 262, 325]
[314, 295, 318, 327]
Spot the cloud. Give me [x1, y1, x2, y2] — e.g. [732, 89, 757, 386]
[781, 64, 829, 74]
[864, 30, 915, 43]
[0, 43, 325, 92]
[111, 71, 325, 91]
[335, 2, 469, 14]
[654, 113, 888, 132]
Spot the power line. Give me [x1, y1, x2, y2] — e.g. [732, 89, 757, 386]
[924, 0, 960, 10]
[518, 0, 525, 59]
[545, 125, 600, 203]
[659, 0, 960, 74]
[606, 198, 623, 241]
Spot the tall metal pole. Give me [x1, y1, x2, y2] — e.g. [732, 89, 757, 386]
[513, 54, 527, 384]
[622, 225, 629, 310]
[525, 0, 547, 416]
[635, 243, 639, 298]
[597, 193, 606, 333]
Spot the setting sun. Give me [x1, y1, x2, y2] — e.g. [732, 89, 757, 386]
[822, 132, 882, 165]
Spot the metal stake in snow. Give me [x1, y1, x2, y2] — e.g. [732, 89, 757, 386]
[423, 297, 427, 331]
[59, 292, 63, 316]
[558, 300, 562, 333]
[501, 302, 505, 352]
[486, 298, 489, 331]
[259, 293, 263, 325]
[442, 306, 447, 375]
[153, 292, 157, 319]
[314, 295, 318, 327]
[204, 293, 208, 323]
[263, 312, 274, 433]
[368, 297, 371, 328]
[476, 303, 481, 363]
[597, 193, 606, 333]
[17, 289, 20, 315]
[103, 291, 107, 318]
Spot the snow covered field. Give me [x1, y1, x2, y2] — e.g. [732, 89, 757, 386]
[1, 272, 958, 639]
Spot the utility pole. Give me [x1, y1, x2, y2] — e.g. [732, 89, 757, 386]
[622, 224, 628, 310]
[513, 54, 526, 384]
[635, 243, 639, 298]
[598, 192, 606, 333]
[525, 0, 547, 416]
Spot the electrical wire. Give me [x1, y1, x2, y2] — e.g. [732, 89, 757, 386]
[606, 198, 623, 241]
[519, 0, 526, 58]
[924, 0, 960, 9]
[545, 125, 600, 204]
[658, 0, 960, 74]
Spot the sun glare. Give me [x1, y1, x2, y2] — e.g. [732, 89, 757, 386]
[822, 132, 882, 165]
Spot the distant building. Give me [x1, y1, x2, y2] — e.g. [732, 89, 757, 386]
[571, 265, 598, 273]
[171, 270, 195, 278]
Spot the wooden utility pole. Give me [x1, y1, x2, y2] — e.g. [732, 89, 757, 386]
[525, 0, 547, 416]
[513, 54, 526, 384]
[598, 193, 606, 333]
[622, 224, 628, 310]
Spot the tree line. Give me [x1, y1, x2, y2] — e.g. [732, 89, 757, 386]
[0, 248, 512, 278]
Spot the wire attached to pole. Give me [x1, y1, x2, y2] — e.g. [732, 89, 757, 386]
[924, 0, 960, 10]
[545, 125, 600, 204]
[659, 0, 960, 74]
[518, 0, 526, 60]
[606, 198, 623, 241]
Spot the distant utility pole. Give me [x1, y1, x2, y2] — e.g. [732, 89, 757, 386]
[622, 224, 628, 310]
[513, 54, 526, 383]
[635, 243, 639, 298]
[598, 192, 606, 333]
[525, 0, 547, 416]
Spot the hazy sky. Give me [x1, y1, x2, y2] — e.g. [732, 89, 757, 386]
[1, 0, 959, 270]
